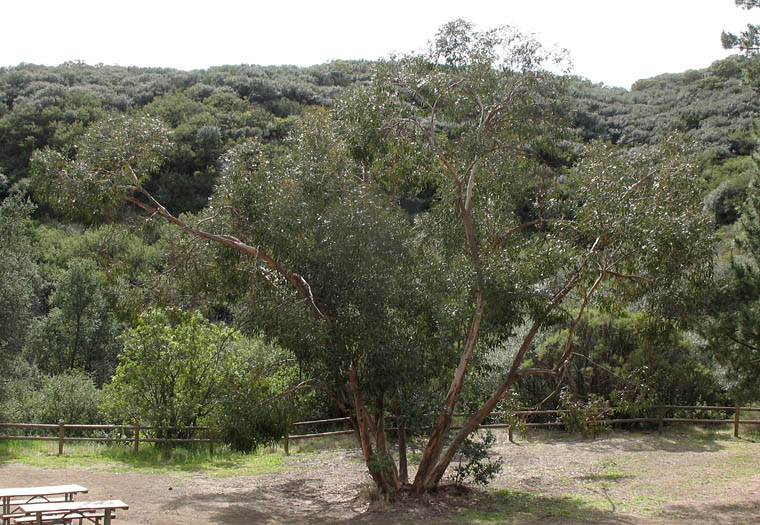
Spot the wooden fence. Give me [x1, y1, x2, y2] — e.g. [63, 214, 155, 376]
[3, 405, 760, 456]
[283, 404, 760, 451]
[0, 421, 215, 455]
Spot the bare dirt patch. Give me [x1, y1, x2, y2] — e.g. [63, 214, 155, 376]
[1, 429, 759, 524]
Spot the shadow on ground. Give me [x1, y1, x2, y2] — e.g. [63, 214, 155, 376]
[659, 499, 760, 525]
[163, 481, 638, 524]
[445, 489, 638, 525]
[162, 477, 364, 524]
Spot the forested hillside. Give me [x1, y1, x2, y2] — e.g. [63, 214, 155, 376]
[0, 60, 372, 212]
[2, 16, 760, 495]
[2, 56, 758, 211]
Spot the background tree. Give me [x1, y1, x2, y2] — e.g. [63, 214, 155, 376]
[101, 308, 236, 440]
[24, 259, 121, 386]
[0, 195, 40, 357]
[701, 161, 760, 400]
[723, 0, 760, 86]
[213, 335, 305, 453]
[722, 0, 760, 56]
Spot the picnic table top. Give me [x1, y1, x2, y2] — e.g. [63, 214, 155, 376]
[0, 485, 87, 499]
[18, 500, 128, 514]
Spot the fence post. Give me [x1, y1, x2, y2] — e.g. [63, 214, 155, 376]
[508, 425, 514, 444]
[209, 427, 214, 456]
[734, 404, 740, 438]
[284, 433, 289, 455]
[657, 405, 664, 434]
[58, 420, 65, 455]
[134, 421, 140, 454]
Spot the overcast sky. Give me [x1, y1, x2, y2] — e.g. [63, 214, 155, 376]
[1, 0, 756, 89]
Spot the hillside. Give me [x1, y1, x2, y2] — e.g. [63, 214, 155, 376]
[1, 56, 758, 214]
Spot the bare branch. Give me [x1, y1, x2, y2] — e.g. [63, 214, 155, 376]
[123, 191, 332, 326]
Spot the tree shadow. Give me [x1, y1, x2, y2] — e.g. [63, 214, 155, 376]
[161, 477, 368, 524]
[161, 480, 640, 524]
[660, 499, 760, 524]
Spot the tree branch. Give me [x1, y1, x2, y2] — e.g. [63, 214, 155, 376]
[123, 190, 331, 326]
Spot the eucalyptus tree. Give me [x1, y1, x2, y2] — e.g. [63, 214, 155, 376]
[30, 20, 712, 495]
[338, 20, 713, 491]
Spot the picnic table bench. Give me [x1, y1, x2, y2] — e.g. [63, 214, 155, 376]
[15, 500, 127, 525]
[0, 486, 87, 525]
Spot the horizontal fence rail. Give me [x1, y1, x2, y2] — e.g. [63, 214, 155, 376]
[0, 421, 215, 455]
[3, 405, 760, 455]
[282, 404, 760, 451]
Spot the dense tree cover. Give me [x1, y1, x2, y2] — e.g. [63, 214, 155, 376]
[695, 0, 760, 400]
[3, 53, 758, 215]
[701, 153, 760, 401]
[0, 60, 371, 211]
[3, 14, 760, 500]
[535, 308, 724, 407]
[24, 259, 121, 386]
[27, 20, 714, 495]
[101, 308, 234, 439]
[569, 55, 759, 151]
[100, 307, 300, 448]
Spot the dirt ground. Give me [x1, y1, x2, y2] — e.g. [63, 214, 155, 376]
[2, 430, 759, 524]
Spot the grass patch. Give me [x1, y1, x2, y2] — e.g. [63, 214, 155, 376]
[0, 439, 289, 477]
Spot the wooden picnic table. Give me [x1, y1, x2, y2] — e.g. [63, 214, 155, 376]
[17, 500, 127, 525]
[0, 486, 87, 525]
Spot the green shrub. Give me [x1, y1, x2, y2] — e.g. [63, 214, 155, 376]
[36, 370, 103, 424]
[558, 388, 610, 439]
[213, 335, 300, 453]
[451, 430, 503, 487]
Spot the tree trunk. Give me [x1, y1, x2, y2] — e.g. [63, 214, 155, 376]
[412, 290, 484, 492]
[372, 401, 400, 491]
[397, 418, 409, 484]
[413, 275, 580, 491]
[347, 361, 388, 492]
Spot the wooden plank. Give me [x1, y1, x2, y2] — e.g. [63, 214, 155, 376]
[287, 430, 355, 440]
[12, 511, 116, 524]
[293, 417, 350, 427]
[663, 418, 733, 424]
[0, 485, 87, 499]
[19, 499, 128, 514]
[0, 424, 58, 429]
[0, 436, 58, 442]
[663, 405, 735, 411]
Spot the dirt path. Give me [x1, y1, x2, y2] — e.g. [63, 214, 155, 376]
[2, 430, 759, 524]
[0, 455, 377, 524]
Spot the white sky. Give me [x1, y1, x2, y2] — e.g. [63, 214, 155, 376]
[1, 0, 756, 89]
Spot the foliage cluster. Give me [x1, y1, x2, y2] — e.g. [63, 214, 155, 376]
[451, 430, 503, 487]
[0, 60, 371, 212]
[557, 388, 611, 439]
